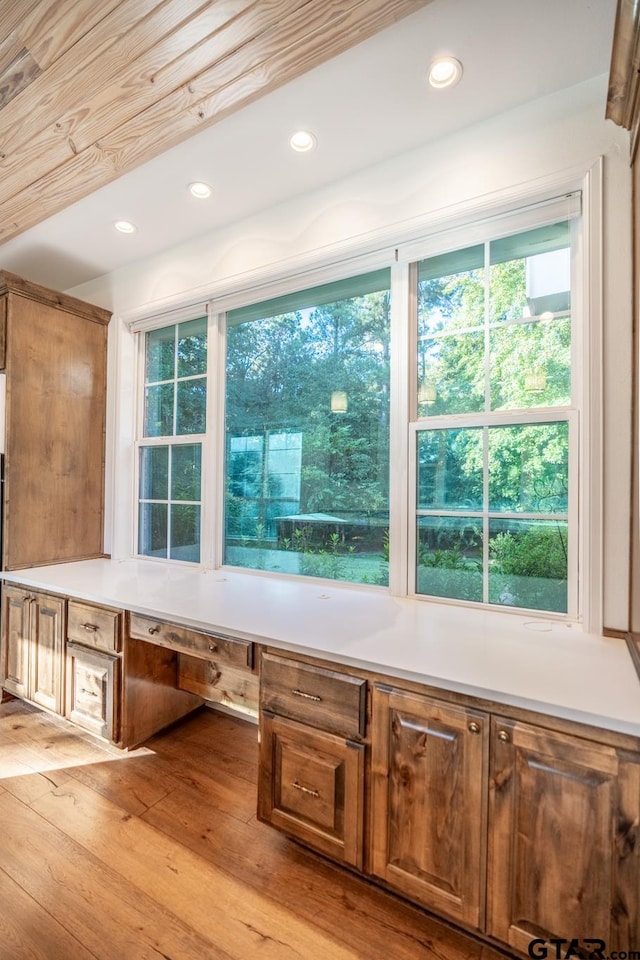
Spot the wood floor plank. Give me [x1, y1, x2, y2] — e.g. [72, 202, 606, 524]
[0, 791, 234, 960]
[0, 864, 97, 960]
[31, 778, 363, 960]
[0, 701, 490, 960]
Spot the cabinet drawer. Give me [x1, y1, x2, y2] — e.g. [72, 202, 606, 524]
[261, 652, 367, 739]
[67, 601, 120, 653]
[129, 613, 253, 669]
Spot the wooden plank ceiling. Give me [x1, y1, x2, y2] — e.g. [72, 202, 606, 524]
[0, 0, 432, 246]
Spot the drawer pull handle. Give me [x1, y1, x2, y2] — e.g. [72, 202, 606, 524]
[148, 625, 161, 635]
[82, 623, 99, 633]
[291, 689, 321, 702]
[292, 781, 319, 798]
[208, 643, 218, 653]
[497, 730, 511, 743]
[468, 721, 481, 735]
[80, 688, 99, 697]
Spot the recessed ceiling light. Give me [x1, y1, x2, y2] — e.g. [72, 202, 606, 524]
[289, 130, 316, 153]
[114, 219, 137, 234]
[428, 56, 463, 89]
[189, 181, 212, 199]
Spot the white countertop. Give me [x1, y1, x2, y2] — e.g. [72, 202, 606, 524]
[4, 558, 640, 738]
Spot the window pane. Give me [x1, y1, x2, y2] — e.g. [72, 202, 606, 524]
[177, 317, 207, 378]
[146, 326, 174, 382]
[490, 318, 571, 410]
[416, 516, 483, 602]
[225, 270, 391, 586]
[139, 446, 168, 500]
[418, 331, 485, 416]
[144, 383, 174, 437]
[417, 429, 483, 511]
[171, 444, 201, 501]
[488, 422, 568, 514]
[176, 378, 206, 434]
[170, 504, 200, 562]
[489, 518, 567, 613]
[138, 502, 168, 557]
[417, 247, 484, 335]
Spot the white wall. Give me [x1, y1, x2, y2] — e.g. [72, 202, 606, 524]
[69, 75, 633, 632]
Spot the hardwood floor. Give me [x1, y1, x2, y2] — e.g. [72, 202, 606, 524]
[0, 699, 506, 960]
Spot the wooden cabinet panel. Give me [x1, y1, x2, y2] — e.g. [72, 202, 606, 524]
[129, 613, 252, 668]
[68, 600, 121, 653]
[487, 717, 640, 949]
[1, 585, 63, 713]
[66, 642, 119, 741]
[259, 712, 365, 869]
[0, 272, 110, 571]
[371, 684, 488, 929]
[1, 584, 31, 698]
[260, 652, 367, 739]
[29, 594, 64, 714]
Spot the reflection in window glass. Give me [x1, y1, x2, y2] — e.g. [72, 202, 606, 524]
[225, 269, 391, 585]
[143, 319, 207, 438]
[488, 423, 568, 514]
[415, 423, 569, 613]
[417, 516, 483, 602]
[417, 222, 571, 417]
[489, 518, 568, 613]
[417, 429, 483, 511]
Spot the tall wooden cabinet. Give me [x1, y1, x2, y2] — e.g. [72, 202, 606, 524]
[0, 271, 110, 570]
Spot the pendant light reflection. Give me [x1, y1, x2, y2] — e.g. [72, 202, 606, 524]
[418, 381, 437, 405]
[330, 390, 348, 414]
[524, 369, 547, 393]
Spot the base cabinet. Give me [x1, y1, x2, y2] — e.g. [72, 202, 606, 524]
[371, 684, 488, 929]
[259, 711, 365, 869]
[66, 642, 119, 741]
[259, 655, 640, 955]
[487, 716, 640, 950]
[1, 584, 64, 714]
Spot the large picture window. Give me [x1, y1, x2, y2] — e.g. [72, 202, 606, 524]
[224, 270, 391, 585]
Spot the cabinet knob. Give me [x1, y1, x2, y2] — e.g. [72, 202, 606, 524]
[208, 642, 218, 654]
[468, 721, 481, 735]
[497, 730, 511, 743]
[148, 625, 160, 635]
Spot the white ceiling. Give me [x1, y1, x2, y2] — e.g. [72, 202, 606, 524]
[0, 0, 618, 292]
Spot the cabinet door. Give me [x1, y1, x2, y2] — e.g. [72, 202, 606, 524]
[371, 684, 488, 929]
[29, 593, 64, 714]
[1, 584, 31, 698]
[66, 643, 119, 741]
[259, 712, 365, 869]
[487, 717, 640, 950]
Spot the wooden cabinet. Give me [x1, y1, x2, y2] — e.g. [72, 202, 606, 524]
[66, 642, 119, 741]
[0, 272, 110, 570]
[260, 660, 640, 952]
[487, 715, 640, 950]
[64, 599, 123, 742]
[259, 651, 367, 870]
[1, 584, 64, 714]
[370, 684, 488, 929]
